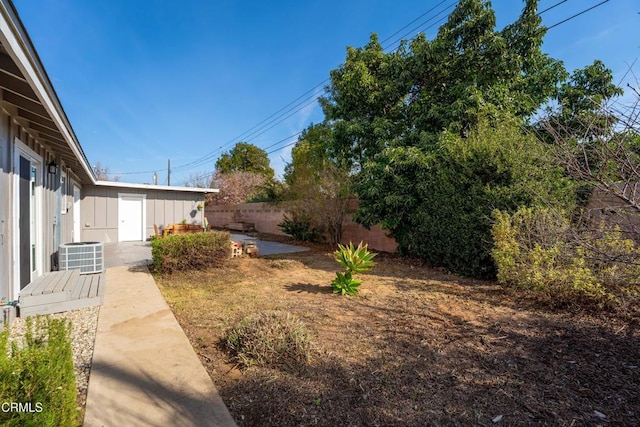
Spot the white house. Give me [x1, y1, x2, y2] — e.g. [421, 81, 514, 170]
[0, 0, 216, 316]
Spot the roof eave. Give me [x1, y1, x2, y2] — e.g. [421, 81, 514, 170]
[94, 180, 219, 193]
[0, 0, 96, 183]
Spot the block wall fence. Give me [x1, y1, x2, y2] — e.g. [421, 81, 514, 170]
[205, 201, 398, 253]
[586, 187, 640, 238]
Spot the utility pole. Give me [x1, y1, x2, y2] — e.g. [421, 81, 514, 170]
[167, 159, 171, 186]
[153, 172, 158, 185]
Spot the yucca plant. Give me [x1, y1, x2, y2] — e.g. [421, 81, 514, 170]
[331, 242, 377, 295]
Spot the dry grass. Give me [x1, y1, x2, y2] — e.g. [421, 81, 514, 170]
[155, 248, 640, 426]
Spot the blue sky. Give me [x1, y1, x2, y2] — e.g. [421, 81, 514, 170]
[12, 0, 640, 185]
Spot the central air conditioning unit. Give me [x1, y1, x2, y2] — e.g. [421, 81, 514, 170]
[59, 242, 104, 274]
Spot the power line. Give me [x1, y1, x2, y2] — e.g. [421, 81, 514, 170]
[175, 84, 327, 172]
[165, 97, 315, 177]
[173, 0, 613, 185]
[223, 83, 328, 148]
[546, 0, 610, 30]
[242, 0, 569, 160]
[380, 0, 449, 44]
[267, 140, 298, 156]
[231, 6, 457, 160]
[178, 131, 304, 186]
[261, 131, 303, 152]
[256, 0, 612, 158]
[538, 0, 569, 16]
[226, 2, 457, 150]
[244, 98, 319, 144]
[160, 3, 459, 180]
[383, 2, 456, 51]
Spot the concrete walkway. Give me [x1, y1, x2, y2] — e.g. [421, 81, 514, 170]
[83, 243, 236, 427]
[230, 233, 310, 256]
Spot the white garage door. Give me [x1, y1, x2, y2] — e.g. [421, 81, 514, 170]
[118, 194, 146, 242]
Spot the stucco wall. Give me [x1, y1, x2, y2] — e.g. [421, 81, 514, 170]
[206, 201, 398, 253]
[82, 185, 205, 242]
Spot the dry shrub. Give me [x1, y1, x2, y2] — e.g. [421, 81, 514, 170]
[492, 207, 640, 310]
[151, 231, 231, 274]
[226, 311, 313, 369]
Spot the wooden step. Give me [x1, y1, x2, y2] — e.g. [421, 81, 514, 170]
[18, 270, 105, 317]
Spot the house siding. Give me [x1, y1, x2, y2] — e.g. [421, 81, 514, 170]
[82, 186, 205, 242]
[0, 111, 10, 304]
[0, 107, 81, 302]
[59, 174, 77, 244]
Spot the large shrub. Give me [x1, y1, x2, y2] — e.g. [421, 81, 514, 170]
[355, 119, 575, 278]
[151, 231, 231, 273]
[0, 317, 78, 426]
[492, 207, 640, 307]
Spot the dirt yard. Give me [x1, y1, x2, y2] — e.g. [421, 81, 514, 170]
[155, 242, 640, 426]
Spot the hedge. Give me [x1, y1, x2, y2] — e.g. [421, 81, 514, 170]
[151, 231, 231, 273]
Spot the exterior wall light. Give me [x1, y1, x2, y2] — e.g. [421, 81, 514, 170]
[47, 161, 59, 175]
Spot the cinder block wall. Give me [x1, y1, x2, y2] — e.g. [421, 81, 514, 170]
[205, 202, 398, 252]
[206, 203, 288, 236]
[586, 188, 640, 239]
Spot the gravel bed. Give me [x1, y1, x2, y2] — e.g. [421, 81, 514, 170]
[8, 306, 100, 409]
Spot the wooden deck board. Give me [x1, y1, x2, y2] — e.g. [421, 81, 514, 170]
[20, 271, 62, 297]
[38, 270, 66, 294]
[51, 270, 79, 294]
[19, 271, 105, 317]
[71, 276, 89, 300]
[77, 276, 90, 299]
[20, 271, 76, 305]
[89, 275, 101, 299]
[23, 274, 51, 296]
[84, 276, 95, 299]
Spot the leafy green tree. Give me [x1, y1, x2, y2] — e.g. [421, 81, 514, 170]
[403, 0, 563, 137]
[215, 142, 275, 179]
[535, 60, 624, 203]
[320, 36, 410, 169]
[552, 60, 624, 139]
[319, 0, 572, 276]
[284, 123, 342, 187]
[282, 123, 352, 246]
[355, 118, 575, 277]
[321, 0, 565, 169]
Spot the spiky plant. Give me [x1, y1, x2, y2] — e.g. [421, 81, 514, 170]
[331, 242, 376, 295]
